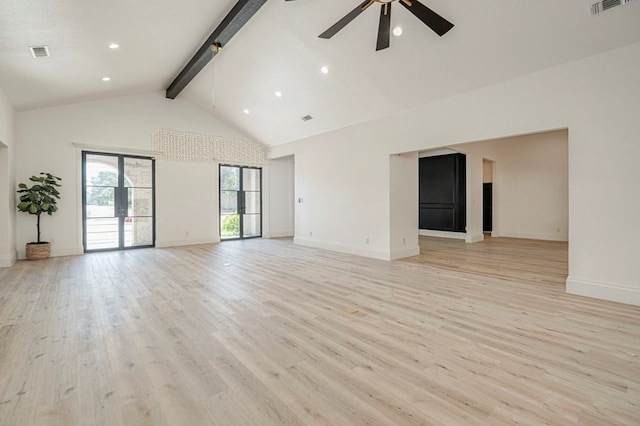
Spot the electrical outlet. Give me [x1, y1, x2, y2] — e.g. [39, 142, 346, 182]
[309, 231, 313, 237]
[365, 237, 369, 245]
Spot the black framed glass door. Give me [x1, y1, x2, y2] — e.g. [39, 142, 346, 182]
[82, 152, 155, 252]
[219, 165, 261, 240]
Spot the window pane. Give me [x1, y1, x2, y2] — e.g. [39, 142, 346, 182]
[85, 218, 119, 250]
[124, 158, 153, 188]
[220, 214, 240, 239]
[85, 155, 118, 186]
[85, 187, 115, 218]
[124, 217, 153, 247]
[243, 214, 261, 237]
[127, 188, 153, 217]
[220, 166, 240, 191]
[220, 190, 237, 214]
[244, 191, 260, 214]
[242, 168, 260, 191]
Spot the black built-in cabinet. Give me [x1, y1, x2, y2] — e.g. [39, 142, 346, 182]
[483, 182, 493, 233]
[418, 153, 466, 232]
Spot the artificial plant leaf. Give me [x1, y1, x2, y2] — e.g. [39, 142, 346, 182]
[29, 205, 39, 214]
[17, 202, 29, 210]
[18, 183, 27, 189]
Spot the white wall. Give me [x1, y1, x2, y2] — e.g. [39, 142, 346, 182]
[483, 160, 493, 183]
[263, 155, 294, 238]
[453, 130, 568, 242]
[389, 152, 420, 259]
[15, 91, 249, 257]
[271, 41, 640, 306]
[0, 87, 16, 267]
[291, 133, 392, 259]
[494, 131, 568, 241]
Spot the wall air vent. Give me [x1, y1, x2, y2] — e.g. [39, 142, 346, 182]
[591, 0, 637, 15]
[29, 45, 50, 58]
[301, 115, 313, 122]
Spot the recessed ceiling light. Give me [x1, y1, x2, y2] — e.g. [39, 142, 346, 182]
[392, 27, 403, 37]
[274, 91, 282, 98]
[102, 76, 111, 82]
[243, 108, 250, 114]
[109, 43, 120, 49]
[320, 65, 329, 74]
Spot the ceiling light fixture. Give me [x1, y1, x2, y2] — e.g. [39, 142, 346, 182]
[243, 108, 250, 114]
[393, 26, 403, 36]
[109, 43, 120, 49]
[102, 76, 111, 81]
[320, 65, 329, 74]
[274, 91, 282, 98]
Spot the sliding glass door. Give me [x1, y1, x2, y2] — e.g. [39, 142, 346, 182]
[219, 165, 261, 240]
[83, 152, 155, 251]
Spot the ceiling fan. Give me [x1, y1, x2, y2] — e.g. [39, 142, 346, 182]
[288, 0, 454, 51]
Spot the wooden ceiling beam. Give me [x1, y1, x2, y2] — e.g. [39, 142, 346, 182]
[165, 0, 267, 99]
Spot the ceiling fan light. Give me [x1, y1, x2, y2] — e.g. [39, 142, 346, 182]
[320, 65, 329, 74]
[393, 26, 403, 36]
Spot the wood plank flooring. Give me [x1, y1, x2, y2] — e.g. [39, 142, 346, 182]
[401, 235, 569, 286]
[0, 238, 638, 425]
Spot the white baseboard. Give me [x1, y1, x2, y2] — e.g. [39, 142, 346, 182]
[418, 230, 483, 244]
[263, 231, 294, 239]
[0, 254, 17, 267]
[294, 237, 392, 260]
[52, 247, 83, 258]
[465, 233, 485, 243]
[566, 276, 640, 306]
[156, 238, 218, 248]
[499, 231, 568, 242]
[390, 246, 421, 260]
[419, 229, 466, 240]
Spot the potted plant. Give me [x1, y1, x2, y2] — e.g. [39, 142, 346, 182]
[16, 172, 62, 260]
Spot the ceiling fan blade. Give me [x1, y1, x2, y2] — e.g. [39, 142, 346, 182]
[319, 0, 374, 39]
[399, 0, 454, 36]
[376, 3, 391, 51]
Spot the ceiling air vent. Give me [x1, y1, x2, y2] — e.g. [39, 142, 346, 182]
[591, 0, 637, 15]
[301, 115, 313, 122]
[29, 45, 50, 58]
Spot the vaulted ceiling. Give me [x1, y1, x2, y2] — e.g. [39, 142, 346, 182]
[1, 0, 640, 145]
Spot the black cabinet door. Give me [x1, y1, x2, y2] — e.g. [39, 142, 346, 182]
[419, 153, 466, 232]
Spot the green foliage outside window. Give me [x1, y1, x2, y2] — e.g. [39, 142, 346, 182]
[87, 171, 118, 206]
[221, 214, 239, 237]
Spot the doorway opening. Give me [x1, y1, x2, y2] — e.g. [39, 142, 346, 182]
[219, 165, 262, 240]
[82, 152, 155, 252]
[483, 159, 494, 234]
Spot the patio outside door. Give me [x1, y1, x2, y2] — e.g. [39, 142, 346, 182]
[82, 152, 155, 251]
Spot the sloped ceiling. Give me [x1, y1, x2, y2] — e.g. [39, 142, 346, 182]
[2, 0, 640, 146]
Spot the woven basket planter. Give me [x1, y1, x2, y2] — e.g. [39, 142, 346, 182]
[26, 243, 51, 260]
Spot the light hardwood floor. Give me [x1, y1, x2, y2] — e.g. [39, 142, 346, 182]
[0, 237, 639, 425]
